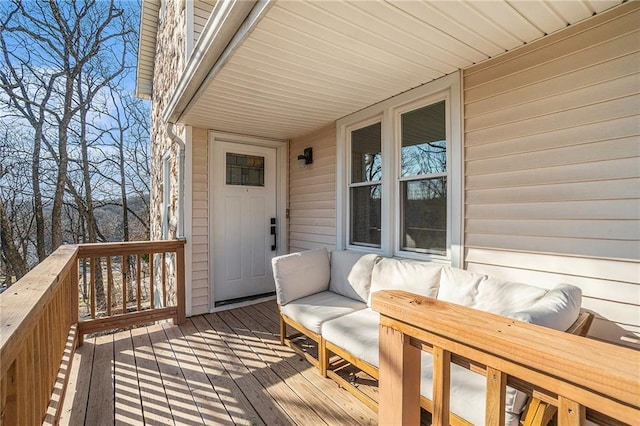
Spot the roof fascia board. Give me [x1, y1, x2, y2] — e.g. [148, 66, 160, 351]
[163, 0, 273, 124]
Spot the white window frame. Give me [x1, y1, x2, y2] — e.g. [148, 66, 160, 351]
[345, 115, 384, 254]
[337, 72, 463, 266]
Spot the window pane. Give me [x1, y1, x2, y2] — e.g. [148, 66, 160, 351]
[350, 185, 381, 247]
[401, 177, 446, 255]
[351, 122, 382, 183]
[226, 153, 264, 186]
[401, 101, 446, 177]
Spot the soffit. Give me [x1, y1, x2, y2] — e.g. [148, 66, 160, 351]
[136, 0, 160, 99]
[179, 0, 624, 140]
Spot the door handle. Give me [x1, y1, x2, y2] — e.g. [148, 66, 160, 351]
[270, 218, 277, 251]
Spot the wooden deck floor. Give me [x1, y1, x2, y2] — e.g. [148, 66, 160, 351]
[59, 300, 378, 425]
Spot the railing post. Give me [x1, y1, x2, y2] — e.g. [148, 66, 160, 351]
[71, 257, 82, 346]
[558, 397, 585, 426]
[378, 323, 420, 426]
[174, 240, 186, 325]
[432, 346, 451, 426]
[486, 366, 506, 425]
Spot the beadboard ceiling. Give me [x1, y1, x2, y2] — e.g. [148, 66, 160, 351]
[140, 0, 625, 139]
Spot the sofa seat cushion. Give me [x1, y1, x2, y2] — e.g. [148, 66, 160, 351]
[322, 308, 380, 367]
[280, 291, 367, 335]
[272, 248, 330, 306]
[420, 352, 526, 426]
[369, 258, 443, 306]
[330, 251, 381, 303]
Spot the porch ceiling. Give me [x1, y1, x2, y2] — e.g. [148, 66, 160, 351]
[177, 0, 623, 140]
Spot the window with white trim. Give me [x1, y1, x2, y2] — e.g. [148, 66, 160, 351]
[349, 121, 382, 247]
[398, 99, 447, 255]
[338, 72, 462, 265]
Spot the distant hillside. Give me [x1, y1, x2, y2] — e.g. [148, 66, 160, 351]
[77, 193, 150, 243]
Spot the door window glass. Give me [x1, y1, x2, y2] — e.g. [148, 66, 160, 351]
[226, 153, 265, 186]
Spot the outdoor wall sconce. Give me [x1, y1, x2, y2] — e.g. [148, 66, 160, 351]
[297, 147, 313, 166]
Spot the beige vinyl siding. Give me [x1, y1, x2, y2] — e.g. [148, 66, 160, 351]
[193, 0, 216, 46]
[191, 127, 209, 315]
[288, 123, 337, 253]
[463, 3, 640, 346]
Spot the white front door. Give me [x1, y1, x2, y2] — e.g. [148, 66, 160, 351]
[212, 141, 277, 303]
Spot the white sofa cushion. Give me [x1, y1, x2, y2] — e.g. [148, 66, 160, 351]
[437, 266, 488, 306]
[330, 251, 381, 303]
[439, 268, 582, 332]
[322, 308, 380, 367]
[369, 258, 442, 306]
[272, 248, 330, 306]
[420, 352, 526, 426]
[280, 291, 367, 335]
[509, 283, 582, 331]
[440, 271, 549, 316]
[472, 277, 549, 316]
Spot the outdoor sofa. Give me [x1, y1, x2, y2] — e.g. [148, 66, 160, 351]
[271, 248, 593, 426]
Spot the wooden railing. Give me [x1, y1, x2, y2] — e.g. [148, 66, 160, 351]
[76, 240, 186, 342]
[371, 290, 640, 426]
[0, 245, 78, 425]
[0, 239, 185, 425]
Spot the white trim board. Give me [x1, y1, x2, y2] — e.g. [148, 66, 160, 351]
[184, 126, 193, 317]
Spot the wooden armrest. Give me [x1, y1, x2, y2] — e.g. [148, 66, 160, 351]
[565, 310, 594, 337]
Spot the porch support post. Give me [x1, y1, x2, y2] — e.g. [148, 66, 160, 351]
[174, 241, 186, 324]
[378, 322, 420, 426]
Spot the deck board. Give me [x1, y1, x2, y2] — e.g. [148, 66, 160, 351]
[218, 310, 352, 426]
[148, 323, 204, 424]
[130, 325, 173, 425]
[86, 334, 115, 425]
[59, 335, 94, 424]
[114, 330, 144, 425]
[178, 319, 263, 426]
[60, 300, 379, 425]
[240, 304, 378, 424]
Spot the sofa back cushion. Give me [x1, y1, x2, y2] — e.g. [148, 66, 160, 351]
[437, 267, 489, 307]
[440, 270, 549, 316]
[369, 258, 442, 306]
[439, 267, 582, 332]
[509, 284, 582, 331]
[272, 248, 330, 306]
[329, 251, 381, 303]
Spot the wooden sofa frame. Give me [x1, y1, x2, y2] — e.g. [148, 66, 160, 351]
[279, 306, 594, 426]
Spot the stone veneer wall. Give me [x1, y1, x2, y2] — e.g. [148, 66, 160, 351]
[149, 0, 187, 306]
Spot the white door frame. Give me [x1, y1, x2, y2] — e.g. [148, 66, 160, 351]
[208, 131, 288, 310]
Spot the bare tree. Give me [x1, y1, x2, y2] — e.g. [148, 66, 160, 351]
[1, 0, 134, 253]
[0, 0, 148, 305]
[0, 132, 32, 283]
